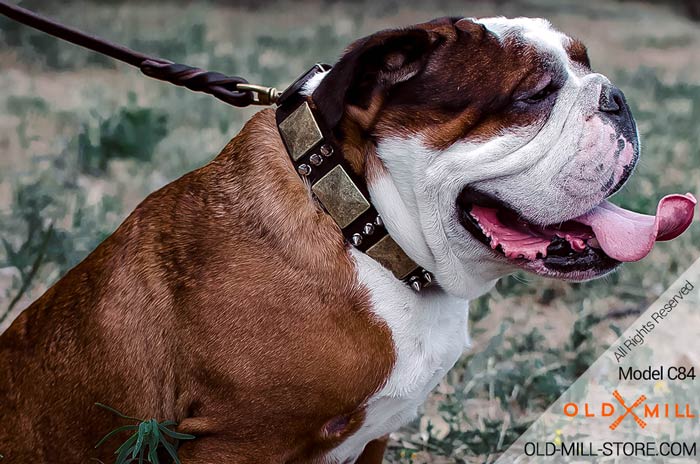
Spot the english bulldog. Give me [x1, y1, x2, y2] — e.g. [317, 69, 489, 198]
[0, 16, 695, 464]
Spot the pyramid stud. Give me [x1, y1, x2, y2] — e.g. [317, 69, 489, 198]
[422, 271, 433, 286]
[363, 223, 375, 235]
[374, 215, 383, 227]
[320, 144, 333, 157]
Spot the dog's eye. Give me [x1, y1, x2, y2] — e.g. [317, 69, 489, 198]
[523, 82, 558, 104]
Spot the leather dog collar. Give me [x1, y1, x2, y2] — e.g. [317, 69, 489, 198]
[275, 65, 434, 292]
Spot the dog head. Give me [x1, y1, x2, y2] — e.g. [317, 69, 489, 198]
[309, 17, 694, 299]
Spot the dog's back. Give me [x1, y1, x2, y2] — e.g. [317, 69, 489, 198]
[0, 110, 393, 462]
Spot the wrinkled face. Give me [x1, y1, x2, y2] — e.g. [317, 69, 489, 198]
[312, 17, 640, 299]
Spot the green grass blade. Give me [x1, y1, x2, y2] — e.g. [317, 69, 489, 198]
[157, 423, 195, 441]
[94, 424, 139, 448]
[158, 435, 181, 464]
[147, 430, 160, 464]
[115, 443, 136, 464]
[132, 422, 147, 458]
[95, 403, 142, 422]
[114, 434, 138, 456]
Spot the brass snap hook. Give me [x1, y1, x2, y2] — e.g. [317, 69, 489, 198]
[236, 83, 282, 106]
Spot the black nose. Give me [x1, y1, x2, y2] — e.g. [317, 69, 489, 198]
[599, 83, 626, 114]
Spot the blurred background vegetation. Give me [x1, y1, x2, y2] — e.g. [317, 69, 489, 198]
[0, 0, 698, 462]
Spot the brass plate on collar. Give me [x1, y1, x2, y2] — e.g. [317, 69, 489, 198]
[366, 235, 419, 279]
[279, 102, 323, 161]
[312, 165, 369, 229]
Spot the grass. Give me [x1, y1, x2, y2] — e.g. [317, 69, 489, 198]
[77, 93, 169, 175]
[1, 0, 698, 462]
[93, 403, 195, 464]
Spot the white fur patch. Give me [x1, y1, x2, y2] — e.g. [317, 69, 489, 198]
[373, 137, 504, 300]
[478, 17, 567, 55]
[476, 17, 582, 81]
[300, 69, 330, 96]
[327, 249, 470, 463]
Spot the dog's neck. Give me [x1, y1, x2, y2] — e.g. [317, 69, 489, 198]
[279, 69, 500, 300]
[274, 70, 434, 292]
[210, 109, 358, 279]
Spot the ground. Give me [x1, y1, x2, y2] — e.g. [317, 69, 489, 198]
[0, 1, 698, 462]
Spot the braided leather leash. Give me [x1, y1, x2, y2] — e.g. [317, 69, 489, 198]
[0, 1, 278, 107]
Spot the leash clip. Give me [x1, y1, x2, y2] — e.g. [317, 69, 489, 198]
[236, 83, 281, 106]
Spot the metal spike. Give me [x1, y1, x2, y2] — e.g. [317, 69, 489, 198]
[410, 278, 422, 292]
[363, 223, 375, 235]
[309, 153, 323, 166]
[297, 164, 311, 176]
[351, 233, 363, 246]
[320, 144, 333, 157]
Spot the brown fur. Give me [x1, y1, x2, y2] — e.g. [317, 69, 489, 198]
[371, 27, 558, 150]
[0, 110, 394, 463]
[565, 38, 591, 69]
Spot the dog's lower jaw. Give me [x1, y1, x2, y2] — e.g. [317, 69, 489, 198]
[370, 137, 510, 301]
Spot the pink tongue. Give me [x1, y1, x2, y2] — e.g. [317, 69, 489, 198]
[574, 193, 696, 262]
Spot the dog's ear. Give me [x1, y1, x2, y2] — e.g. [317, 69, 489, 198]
[454, 18, 487, 41]
[312, 27, 441, 129]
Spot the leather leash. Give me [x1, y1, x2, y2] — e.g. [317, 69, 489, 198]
[0, 1, 278, 107]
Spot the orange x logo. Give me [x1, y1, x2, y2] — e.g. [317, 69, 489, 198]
[609, 390, 647, 430]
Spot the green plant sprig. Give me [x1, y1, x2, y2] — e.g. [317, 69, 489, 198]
[95, 403, 195, 464]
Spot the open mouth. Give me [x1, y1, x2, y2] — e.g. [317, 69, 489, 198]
[458, 188, 696, 280]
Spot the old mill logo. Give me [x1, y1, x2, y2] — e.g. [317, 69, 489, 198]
[609, 391, 647, 430]
[563, 390, 696, 430]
